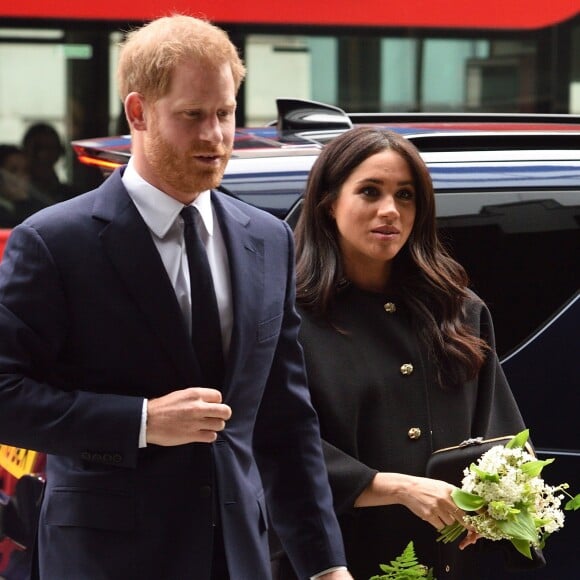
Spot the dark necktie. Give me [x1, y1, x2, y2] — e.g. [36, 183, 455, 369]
[180, 206, 224, 388]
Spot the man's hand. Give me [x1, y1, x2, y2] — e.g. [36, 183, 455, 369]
[146, 387, 232, 445]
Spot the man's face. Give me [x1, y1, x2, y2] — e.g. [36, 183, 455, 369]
[137, 60, 237, 203]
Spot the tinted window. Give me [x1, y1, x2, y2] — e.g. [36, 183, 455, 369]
[435, 189, 579, 357]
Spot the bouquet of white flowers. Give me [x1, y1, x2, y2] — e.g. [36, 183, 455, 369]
[437, 429, 580, 559]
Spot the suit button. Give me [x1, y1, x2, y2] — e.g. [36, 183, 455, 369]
[408, 427, 422, 440]
[383, 302, 396, 313]
[199, 485, 212, 498]
[400, 363, 414, 375]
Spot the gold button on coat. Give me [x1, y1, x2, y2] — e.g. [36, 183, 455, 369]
[383, 302, 396, 313]
[400, 363, 414, 375]
[408, 427, 421, 440]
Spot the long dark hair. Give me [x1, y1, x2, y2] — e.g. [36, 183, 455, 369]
[295, 126, 488, 387]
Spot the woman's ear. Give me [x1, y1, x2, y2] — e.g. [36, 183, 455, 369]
[323, 193, 336, 219]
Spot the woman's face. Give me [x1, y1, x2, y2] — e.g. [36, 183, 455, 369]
[330, 148, 416, 290]
[0, 152, 29, 201]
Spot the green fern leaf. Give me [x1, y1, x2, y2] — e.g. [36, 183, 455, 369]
[370, 541, 437, 579]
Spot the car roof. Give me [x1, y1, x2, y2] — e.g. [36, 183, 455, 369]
[72, 99, 580, 169]
[72, 99, 580, 211]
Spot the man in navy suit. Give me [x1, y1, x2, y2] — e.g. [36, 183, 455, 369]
[0, 15, 352, 580]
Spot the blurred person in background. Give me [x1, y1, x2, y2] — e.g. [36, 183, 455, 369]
[21, 122, 76, 202]
[0, 144, 48, 227]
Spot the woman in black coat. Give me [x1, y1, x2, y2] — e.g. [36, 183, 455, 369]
[271, 127, 532, 579]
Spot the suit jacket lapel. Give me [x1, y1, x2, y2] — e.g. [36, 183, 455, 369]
[92, 170, 199, 383]
[213, 192, 264, 390]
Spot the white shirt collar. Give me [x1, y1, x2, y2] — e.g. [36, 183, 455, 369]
[122, 158, 214, 239]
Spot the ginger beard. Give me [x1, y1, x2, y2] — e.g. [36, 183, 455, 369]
[144, 111, 231, 196]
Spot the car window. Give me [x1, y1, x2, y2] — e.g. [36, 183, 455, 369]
[436, 188, 579, 357]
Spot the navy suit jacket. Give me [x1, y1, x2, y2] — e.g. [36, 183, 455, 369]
[0, 169, 345, 579]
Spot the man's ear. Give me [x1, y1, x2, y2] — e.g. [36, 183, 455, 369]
[124, 92, 148, 131]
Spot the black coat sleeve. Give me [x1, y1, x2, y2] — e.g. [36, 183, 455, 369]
[321, 439, 378, 515]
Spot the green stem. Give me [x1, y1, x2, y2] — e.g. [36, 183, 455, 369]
[437, 522, 465, 544]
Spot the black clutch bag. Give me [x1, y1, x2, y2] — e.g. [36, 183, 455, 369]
[426, 435, 534, 487]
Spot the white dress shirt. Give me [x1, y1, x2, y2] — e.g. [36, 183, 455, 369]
[122, 159, 233, 352]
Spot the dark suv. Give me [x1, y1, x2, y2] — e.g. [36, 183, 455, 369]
[1, 99, 579, 578]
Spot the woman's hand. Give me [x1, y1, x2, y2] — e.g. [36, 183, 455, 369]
[458, 529, 480, 549]
[355, 472, 467, 530]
